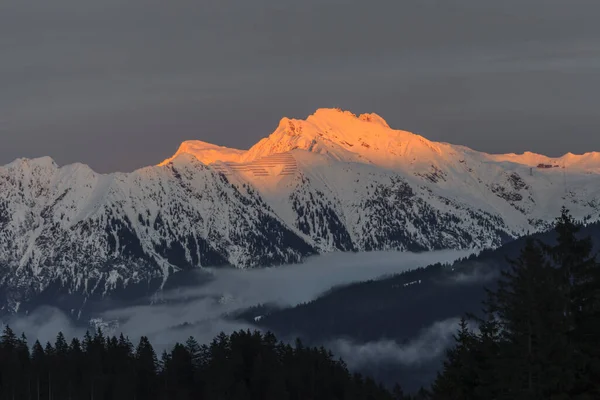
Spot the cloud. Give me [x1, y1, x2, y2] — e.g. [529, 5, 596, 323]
[2, 249, 470, 350]
[449, 262, 499, 285]
[3, 306, 85, 345]
[156, 249, 473, 308]
[328, 317, 479, 368]
[103, 249, 470, 348]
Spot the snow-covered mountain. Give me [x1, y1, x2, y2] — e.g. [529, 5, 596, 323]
[2, 108, 600, 315]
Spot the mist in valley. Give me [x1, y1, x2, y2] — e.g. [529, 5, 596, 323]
[4, 250, 472, 357]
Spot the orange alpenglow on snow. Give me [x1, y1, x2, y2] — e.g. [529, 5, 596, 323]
[159, 141, 245, 166]
[160, 108, 600, 173]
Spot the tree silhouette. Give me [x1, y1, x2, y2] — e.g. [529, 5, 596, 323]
[432, 209, 600, 399]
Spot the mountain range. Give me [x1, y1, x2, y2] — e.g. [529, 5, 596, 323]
[1, 108, 600, 315]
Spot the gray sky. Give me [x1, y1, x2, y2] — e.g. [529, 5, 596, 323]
[1, 0, 599, 173]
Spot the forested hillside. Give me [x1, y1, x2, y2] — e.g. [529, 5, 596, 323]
[247, 219, 600, 342]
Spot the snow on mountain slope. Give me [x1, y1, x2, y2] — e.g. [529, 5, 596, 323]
[171, 108, 600, 241]
[170, 108, 448, 169]
[171, 108, 600, 174]
[0, 155, 315, 314]
[159, 140, 245, 166]
[243, 109, 448, 169]
[487, 151, 600, 173]
[1, 108, 600, 316]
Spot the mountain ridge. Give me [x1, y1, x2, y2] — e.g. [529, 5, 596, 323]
[159, 108, 600, 174]
[1, 108, 600, 316]
[6, 108, 600, 175]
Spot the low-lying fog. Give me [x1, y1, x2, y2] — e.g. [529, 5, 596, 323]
[4, 249, 473, 368]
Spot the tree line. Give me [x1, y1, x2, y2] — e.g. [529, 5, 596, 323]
[0, 324, 413, 400]
[430, 207, 600, 399]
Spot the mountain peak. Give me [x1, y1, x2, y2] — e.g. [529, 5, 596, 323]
[274, 108, 391, 137]
[3, 156, 58, 170]
[306, 108, 390, 129]
[159, 108, 600, 173]
[160, 108, 442, 168]
[358, 112, 390, 128]
[241, 108, 441, 167]
[159, 140, 245, 166]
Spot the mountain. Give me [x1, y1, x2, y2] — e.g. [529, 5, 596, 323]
[1, 108, 600, 315]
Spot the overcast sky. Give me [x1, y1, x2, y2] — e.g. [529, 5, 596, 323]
[1, 0, 599, 173]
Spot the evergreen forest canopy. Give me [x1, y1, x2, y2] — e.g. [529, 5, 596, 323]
[0, 327, 401, 400]
[0, 207, 598, 399]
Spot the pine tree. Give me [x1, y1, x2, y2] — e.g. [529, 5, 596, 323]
[491, 238, 569, 399]
[44, 342, 55, 400]
[135, 336, 159, 400]
[54, 332, 70, 400]
[0, 325, 20, 400]
[472, 307, 502, 399]
[548, 207, 600, 397]
[163, 343, 194, 399]
[68, 337, 84, 400]
[113, 334, 136, 400]
[184, 336, 201, 366]
[203, 331, 233, 398]
[16, 333, 31, 400]
[105, 335, 120, 399]
[431, 318, 479, 399]
[81, 330, 99, 400]
[159, 350, 171, 400]
[30, 340, 46, 400]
